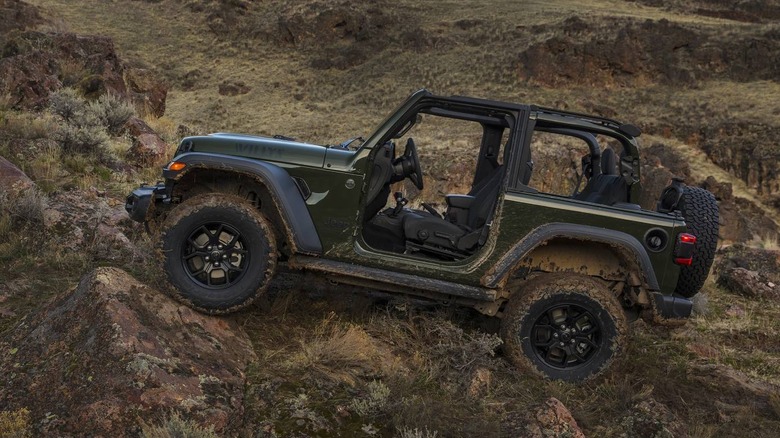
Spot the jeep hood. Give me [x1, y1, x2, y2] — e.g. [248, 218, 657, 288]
[177, 133, 351, 168]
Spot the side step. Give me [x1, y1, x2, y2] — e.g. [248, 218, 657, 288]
[288, 256, 497, 302]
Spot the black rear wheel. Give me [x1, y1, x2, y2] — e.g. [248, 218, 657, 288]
[501, 274, 628, 382]
[674, 186, 719, 298]
[161, 193, 277, 314]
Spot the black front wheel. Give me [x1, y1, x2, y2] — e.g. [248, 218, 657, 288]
[160, 194, 277, 314]
[501, 274, 628, 382]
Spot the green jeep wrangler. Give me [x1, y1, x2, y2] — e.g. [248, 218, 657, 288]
[126, 90, 718, 382]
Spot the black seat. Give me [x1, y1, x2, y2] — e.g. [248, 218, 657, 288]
[402, 166, 506, 255]
[575, 149, 628, 206]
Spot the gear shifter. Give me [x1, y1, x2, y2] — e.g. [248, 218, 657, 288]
[391, 191, 408, 217]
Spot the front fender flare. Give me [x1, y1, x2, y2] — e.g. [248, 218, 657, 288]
[484, 222, 659, 290]
[164, 152, 323, 255]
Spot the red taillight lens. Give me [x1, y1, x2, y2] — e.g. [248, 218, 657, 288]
[674, 257, 693, 266]
[674, 233, 696, 265]
[679, 233, 696, 244]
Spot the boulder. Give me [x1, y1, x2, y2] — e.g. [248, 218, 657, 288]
[0, 267, 257, 436]
[125, 68, 167, 118]
[0, 155, 33, 194]
[123, 117, 169, 165]
[717, 267, 777, 299]
[715, 244, 780, 285]
[618, 398, 682, 437]
[523, 397, 585, 438]
[218, 80, 251, 96]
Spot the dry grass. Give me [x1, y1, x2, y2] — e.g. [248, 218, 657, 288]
[0, 408, 32, 438]
[287, 312, 383, 385]
[10, 0, 780, 436]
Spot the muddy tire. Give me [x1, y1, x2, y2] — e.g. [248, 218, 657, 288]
[674, 186, 719, 298]
[160, 193, 277, 314]
[500, 274, 628, 382]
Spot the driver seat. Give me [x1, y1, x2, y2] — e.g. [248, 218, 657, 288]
[402, 166, 506, 257]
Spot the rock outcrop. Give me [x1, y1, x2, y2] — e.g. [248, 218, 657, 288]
[0, 30, 168, 117]
[0, 1, 167, 117]
[517, 17, 780, 87]
[0, 267, 257, 436]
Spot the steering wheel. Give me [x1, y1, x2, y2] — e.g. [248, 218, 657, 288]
[403, 138, 424, 190]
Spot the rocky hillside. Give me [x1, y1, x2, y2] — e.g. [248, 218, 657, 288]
[1, 0, 780, 436]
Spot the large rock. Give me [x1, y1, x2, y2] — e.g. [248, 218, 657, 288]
[0, 29, 167, 117]
[43, 189, 140, 262]
[0, 0, 44, 37]
[0, 267, 257, 436]
[0, 155, 33, 194]
[717, 267, 777, 299]
[123, 117, 169, 165]
[523, 397, 585, 438]
[715, 244, 780, 286]
[124, 68, 167, 118]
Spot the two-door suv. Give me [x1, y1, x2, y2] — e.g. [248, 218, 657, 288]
[126, 90, 718, 381]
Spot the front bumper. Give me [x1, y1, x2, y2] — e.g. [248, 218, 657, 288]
[125, 183, 168, 223]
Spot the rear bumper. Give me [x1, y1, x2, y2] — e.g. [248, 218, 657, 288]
[125, 183, 168, 223]
[651, 292, 693, 319]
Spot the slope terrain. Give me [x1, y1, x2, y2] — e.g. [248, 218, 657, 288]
[1, 0, 780, 436]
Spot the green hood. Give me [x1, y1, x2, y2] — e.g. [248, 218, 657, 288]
[179, 133, 331, 168]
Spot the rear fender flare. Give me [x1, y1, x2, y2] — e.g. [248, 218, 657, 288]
[484, 223, 659, 290]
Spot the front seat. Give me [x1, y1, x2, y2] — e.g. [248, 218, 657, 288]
[402, 166, 506, 256]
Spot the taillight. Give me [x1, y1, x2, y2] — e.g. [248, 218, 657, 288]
[674, 233, 696, 265]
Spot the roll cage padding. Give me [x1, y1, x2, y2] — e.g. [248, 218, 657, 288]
[484, 222, 659, 290]
[163, 152, 323, 254]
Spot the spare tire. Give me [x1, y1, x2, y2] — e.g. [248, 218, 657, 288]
[675, 186, 719, 298]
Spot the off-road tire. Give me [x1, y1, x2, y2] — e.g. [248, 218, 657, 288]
[674, 186, 719, 298]
[500, 273, 628, 382]
[160, 193, 277, 314]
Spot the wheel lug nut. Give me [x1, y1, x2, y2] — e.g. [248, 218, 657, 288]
[205, 256, 210, 261]
[218, 244, 223, 249]
[214, 262, 220, 267]
[208, 246, 213, 251]
[553, 333, 559, 338]
[570, 339, 576, 344]
[222, 254, 228, 259]
[559, 342, 565, 347]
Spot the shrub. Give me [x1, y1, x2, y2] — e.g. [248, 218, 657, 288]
[140, 412, 217, 438]
[351, 380, 391, 416]
[88, 93, 134, 135]
[396, 426, 438, 438]
[0, 408, 32, 438]
[49, 88, 84, 123]
[0, 186, 47, 227]
[54, 123, 110, 156]
[49, 87, 134, 160]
